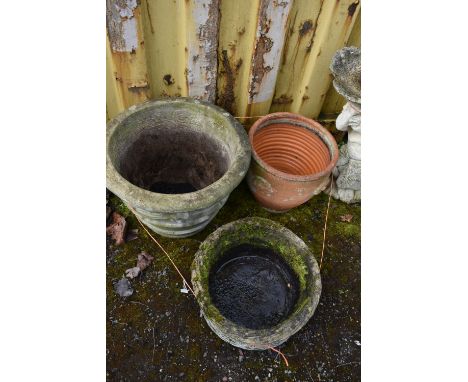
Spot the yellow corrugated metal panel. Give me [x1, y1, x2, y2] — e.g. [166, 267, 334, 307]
[185, 0, 220, 102]
[106, 0, 151, 119]
[141, 0, 220, 101]
[106, 35, 125, 119]
[244, 0, 293, 119]
[141, 0, 187, 99]
[271, 0, 360, 117]
[321, 8, 361, 116]
[217, 0, 262, 119]
[106, 0, 360, 121]
[269, 0, 325, 114]
[347, 7, 361, 48]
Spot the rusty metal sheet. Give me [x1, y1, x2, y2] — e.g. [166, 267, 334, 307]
[247, 0, 292, 117]
[106, 0, 151, 115]
[296, 0, 361, 118]
[216, 0, 261, 117]
[141, 0, 187, 98]
[271, 0, 361, 118]
[186, 0, 220, 102]
[321, 8, 361, 117]
[106, 0, 361, 121]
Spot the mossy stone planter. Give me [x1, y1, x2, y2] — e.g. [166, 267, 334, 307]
[106, 98, 251, 238]
[191, 217, 321, 350]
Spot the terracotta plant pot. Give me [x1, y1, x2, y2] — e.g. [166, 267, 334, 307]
[191, 217, 321, 350]
[106, 98, 251, 238]
[247, 112, 339, 212]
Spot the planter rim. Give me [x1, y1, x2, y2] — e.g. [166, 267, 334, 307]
[191, 217, 322, 349]
[249, 112, 339, 182]
[106, 98, 251, 213]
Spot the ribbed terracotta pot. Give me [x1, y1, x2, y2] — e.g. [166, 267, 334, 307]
[247, 113, 339, 212]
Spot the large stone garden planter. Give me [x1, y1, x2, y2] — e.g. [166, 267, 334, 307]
[247, 112, 339, 212]
[191, 217, 321, 350]
[106, 98, 251, 238]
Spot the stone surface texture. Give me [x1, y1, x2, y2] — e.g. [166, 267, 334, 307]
[191, 217, 322, 350]
[329, 47, 361, 203]
[106, 98, 251, 238]
[329, 47, 361, 104]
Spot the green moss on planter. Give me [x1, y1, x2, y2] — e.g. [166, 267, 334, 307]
[190, 216, 321, 350]
[270, 242, 307, 291]
[194, 220, 312, 294]
[113, 199, 132, 218]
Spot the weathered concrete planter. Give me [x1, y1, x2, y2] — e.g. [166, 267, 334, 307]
[106, 98, 251, 238]
[247, 112, 339, 212]
[191, 217, 321, 350]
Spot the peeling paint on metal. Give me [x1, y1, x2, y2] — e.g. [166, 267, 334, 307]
[249, 0, 292, 104]
[128, 81, 150, 94]
[106, 0, 150, 111]
[163, 74, 175, 86]
[128, 80, 149, 89]
[107, 0, 360, 118]
[272, 94, 293, 104]
[217, 49, 237, 114]
[187, 0, 220, 102]
[299, 20, 313, 36]
[348, 1, 359, 17]
[295, 0, 360, 117]
[106, 0, 139, 52]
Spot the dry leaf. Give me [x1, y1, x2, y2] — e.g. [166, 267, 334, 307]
[106, 212, 127, 245]
[340, 214, 353, 222]
[137, 252, 154, 271]
[125, 266, 141, 279]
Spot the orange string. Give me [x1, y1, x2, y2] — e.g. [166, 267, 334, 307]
[133, 212, 195, 296]
[268, 346, 290, 367]
[320, 177, 333, 269]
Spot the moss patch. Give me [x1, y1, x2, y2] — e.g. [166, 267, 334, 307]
[107, 180, 361, 381]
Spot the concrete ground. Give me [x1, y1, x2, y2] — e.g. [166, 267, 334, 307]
[107, 180, 361, 382]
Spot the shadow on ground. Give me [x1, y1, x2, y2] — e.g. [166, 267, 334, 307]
[107, 180, 361, 382]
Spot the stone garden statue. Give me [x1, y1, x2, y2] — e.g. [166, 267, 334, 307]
[328, 46, 361, 203]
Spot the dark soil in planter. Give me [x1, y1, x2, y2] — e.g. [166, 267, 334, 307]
[208, 244, 300, 330]
[117, 128, 230, 193]
[149, 181, 197, 194]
